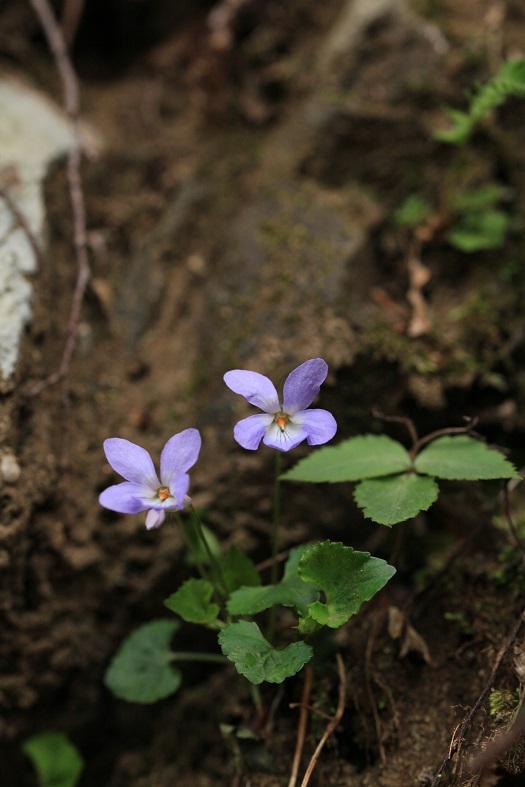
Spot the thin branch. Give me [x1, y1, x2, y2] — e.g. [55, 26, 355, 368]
[430, 609, 525, 786]
[0, 178, 45, 269]
[372, 409, 418, 449]
[300, 654, 346, 787]
[468, 690, 525, 777]
[288, 665, 312, 787]
[502, 484, 525, 554]
[412, 417, 479, 456]
[364, 616, 387, 765]
[28, 0, 91, 397]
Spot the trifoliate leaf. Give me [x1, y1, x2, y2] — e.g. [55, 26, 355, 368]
[281, 435, 412, 483]
[23, 732, 84, 787]
[354, 473, 439, 525]
[298, 541, 395, 628]
[221, 545, 261, 594]
[414, 435, 520, 480]
[104, 619, 182, 703]
[227, 547, 318, 618]
[218, 621, 313, 684]
[164, 579, 219, 625]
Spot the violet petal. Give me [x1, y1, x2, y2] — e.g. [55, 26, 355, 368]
[160, 428, 202, 487]
[224, 370, 280, 414]
[99, 482, 151, 514]
[145, 509, 166, 530]
[294, 408, 337, 446]
[103, 438, 159, 487]
[234, 413, 273, 450]
[282, 359, 328, 415]
[263, 421, 307, 452]
[170, 472, 190, 509]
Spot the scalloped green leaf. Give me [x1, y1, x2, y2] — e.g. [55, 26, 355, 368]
[218, 621, 313, 684]
[298, 541, 395, 628]
[23, 732, 84, 787]
[281, 435, 412, 483]
[227, 547, 318, 618]
[414, 435, 520, 480]
[221, 545, 261, 594]
[354, 473, 439, 526]
[164, 579, 219, 625]
[104, 619, 182, 704]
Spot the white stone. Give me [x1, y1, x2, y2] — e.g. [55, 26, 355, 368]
[0, 76, 75, 379]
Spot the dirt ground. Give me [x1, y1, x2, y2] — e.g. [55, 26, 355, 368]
[2, 0, 525, 785]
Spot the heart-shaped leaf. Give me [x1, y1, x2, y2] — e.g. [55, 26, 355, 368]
[227, 547, 318, 618]
[23, 732, 84, 787]
[164, 578, 220, 625]
[298, 541, 395, 628]
[104, 619, 182, 703]
[218, 621, 313, 684]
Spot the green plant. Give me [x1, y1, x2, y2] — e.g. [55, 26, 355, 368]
[22, 732, 84, 787]
[282, 421, 519, 526]
[434, 58, 525, 145]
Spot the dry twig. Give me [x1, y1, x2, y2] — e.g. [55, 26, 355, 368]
[430, 610, 525, 786]
[28, 0, 91, 398]
[299, 654, 346, 787]
[288, 665, 313, 787]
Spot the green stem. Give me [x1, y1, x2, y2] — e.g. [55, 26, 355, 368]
[175, 512, 212, 585]
[249, 681, 263, 716]
[170, 652, 228, 665]
[267, 452, 282, 641]
[190, 506, 229, 599]
[270, 452, 282, 587]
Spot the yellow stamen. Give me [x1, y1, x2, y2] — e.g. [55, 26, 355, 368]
[275, 414, 288, 431]
[158, 487, 171, 501]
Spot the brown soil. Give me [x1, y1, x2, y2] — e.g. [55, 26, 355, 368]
[2, 1, 525, 785]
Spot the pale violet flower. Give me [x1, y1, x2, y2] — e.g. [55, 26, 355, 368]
[224, 358, 337, 452]
[99, 428, 201, 529]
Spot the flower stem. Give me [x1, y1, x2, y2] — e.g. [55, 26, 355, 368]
[176, 512, 212, 586]
[267, 452, 282, 641]
[190, 506, 229, 599]
[271, 451, 282, 587]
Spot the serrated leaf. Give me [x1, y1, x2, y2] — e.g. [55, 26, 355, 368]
[23, 732, 84, 787]
[164, 578, 220, 625]
[104, 619, 182, 703]
[218, 621, 313, 684]
[298, 541, 395, 628]
[414, 435, 520, 480]
[354, 473, 439, 525]
[281, 435, 412, 483]
[221, 545, 261, 594]
[227, 547, 318, 618]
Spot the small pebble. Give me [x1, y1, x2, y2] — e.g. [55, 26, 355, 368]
[1, 452, 21, 483]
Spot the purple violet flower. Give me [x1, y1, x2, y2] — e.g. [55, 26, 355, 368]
[224, 358, 337, 452]
[99, 428, 201, 529]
